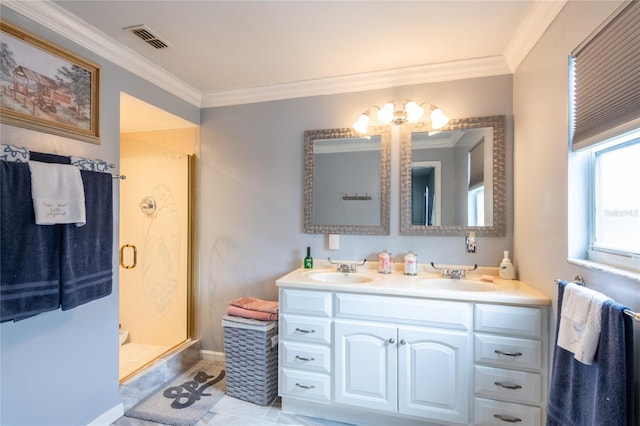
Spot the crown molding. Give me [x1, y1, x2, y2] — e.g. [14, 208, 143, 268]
[201, 56, 511, 108]
[2, 0, 202, 107]
[3, 0, 561, 109]
[503, 0, 568, 72]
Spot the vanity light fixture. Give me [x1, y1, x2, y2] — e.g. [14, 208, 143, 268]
[352, 100, 449, 134]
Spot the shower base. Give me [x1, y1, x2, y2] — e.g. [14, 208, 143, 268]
[119, 339, 201, 411]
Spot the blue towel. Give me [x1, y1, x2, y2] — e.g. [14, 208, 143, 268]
[29, 151, 71, 165]
[547, 281, 635, 426]
[60, 170, 113, 310]
[1, 162, 61, 322]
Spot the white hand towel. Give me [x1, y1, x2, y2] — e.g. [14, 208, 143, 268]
[557, 283, 610, 365]
[28, 161, 86, 226]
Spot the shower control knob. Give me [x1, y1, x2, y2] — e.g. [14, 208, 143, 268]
[139, 196, 157, 216]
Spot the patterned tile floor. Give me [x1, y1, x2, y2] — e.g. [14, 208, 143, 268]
[112, 361, 355, 426]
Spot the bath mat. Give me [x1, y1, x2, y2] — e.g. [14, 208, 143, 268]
[125, 361, 225, 426]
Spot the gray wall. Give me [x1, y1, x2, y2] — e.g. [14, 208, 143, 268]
[197, 75, 514, 352]
[0, 6, 199, 425]
[512, 0, 640, 410]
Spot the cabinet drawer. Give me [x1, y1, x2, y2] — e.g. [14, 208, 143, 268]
[280, 289, 332, 317]
[281, 315, 331, 345]
[475, 305, 542, 337]
[475, 334, 542, 370]
[474, 398, 541, 425]
[281, 341, 331, 374]
[474, 365, 542, 404]
[281, 369, 331, 403]
[336, 293, 471, 330]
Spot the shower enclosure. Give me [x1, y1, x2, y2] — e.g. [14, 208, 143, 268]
[118, 138, 192, 381]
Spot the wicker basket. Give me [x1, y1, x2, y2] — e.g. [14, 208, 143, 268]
[222, 315, 278, 405]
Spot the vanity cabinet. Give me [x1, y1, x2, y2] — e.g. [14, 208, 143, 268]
[279, 287, 474, 425]
[279, 289, 333, 403]
[335, 320, 470, 424]
[334, 292, 472, 424]
[473, 304, 547, 425]
[277, 279, 549, 426]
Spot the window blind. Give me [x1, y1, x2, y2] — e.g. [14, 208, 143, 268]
[571, 0, 640, 151]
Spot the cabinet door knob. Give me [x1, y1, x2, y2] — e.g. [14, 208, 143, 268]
[388, 338, 395, 344]
[399, 339, 406, 345]
[493, 414, 522, 423]
[494, 349, 523, 357]
[494, 381, 523, 390]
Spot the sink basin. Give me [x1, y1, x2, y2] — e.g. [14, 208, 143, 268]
[421, 278, 497, 292]
[306, 271, 375, 284]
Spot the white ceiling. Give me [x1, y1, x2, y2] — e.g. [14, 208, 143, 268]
[3, 1, 567, 132]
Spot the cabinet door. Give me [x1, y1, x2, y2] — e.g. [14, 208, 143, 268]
[334, 320, 397, 412]
[398, 326, 470, 424]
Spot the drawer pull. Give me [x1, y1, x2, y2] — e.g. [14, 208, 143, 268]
[295, 355, 316, 362]
[295, 383, 316, 390]
[493, 414, 522, 423]
[494, 349, 523, 357]
[295, 328, 316, 334]
[494, 381, 523, 390]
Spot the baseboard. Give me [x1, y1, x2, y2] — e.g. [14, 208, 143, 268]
[87, 402, 124, 426]
[201, 350, 225, 363]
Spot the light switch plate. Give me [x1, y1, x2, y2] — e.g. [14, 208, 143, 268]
[329, 234, 340, 250]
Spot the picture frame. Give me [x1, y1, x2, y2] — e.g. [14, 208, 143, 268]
[0, 20, 100, 144]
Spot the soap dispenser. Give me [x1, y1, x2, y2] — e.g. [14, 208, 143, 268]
[499, 251, 515, 279]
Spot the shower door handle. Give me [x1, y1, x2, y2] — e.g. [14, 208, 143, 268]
[120, 244, 137, 269]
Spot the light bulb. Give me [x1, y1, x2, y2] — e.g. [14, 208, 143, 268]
[377, 102, 395, 124]
[430, 108, 450, 129]
[352, 113, 370, 134]
[405, 101, 424, 122]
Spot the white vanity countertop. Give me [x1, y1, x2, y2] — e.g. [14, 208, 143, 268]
[276, 261, 551, 306]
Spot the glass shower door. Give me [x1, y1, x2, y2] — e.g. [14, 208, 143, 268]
[119, 139, 190, 380]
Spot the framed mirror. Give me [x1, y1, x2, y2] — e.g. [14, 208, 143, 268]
[400, 115, 506, 236]
[304, 126, 391, 235]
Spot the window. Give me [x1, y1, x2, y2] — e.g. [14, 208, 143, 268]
[569, 1, 640, 275]
[588, 133, 640, 271]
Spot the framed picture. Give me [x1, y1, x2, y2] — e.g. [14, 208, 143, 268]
[0, 20, 100, 144]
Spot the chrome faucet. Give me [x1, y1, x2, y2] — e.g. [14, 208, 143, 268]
[430, 262, 477, 279]
[328, 257, 367, 273]
[448, 269, 468, 279]
[337, 263, 357, 273]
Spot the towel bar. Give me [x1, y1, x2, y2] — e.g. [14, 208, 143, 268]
[555, 277, 640, 322]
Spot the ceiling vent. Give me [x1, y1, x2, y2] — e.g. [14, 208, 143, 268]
[123, 25, 171, 50]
